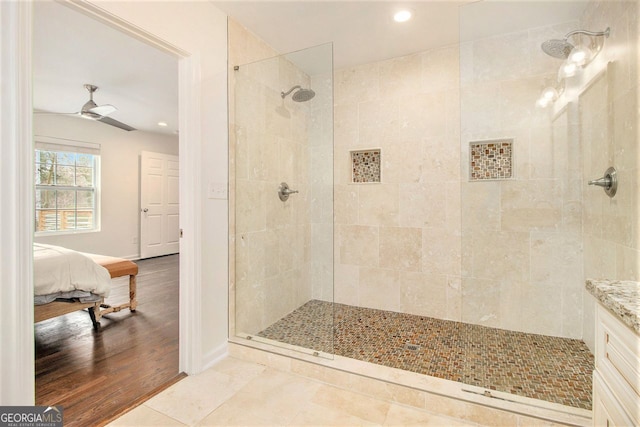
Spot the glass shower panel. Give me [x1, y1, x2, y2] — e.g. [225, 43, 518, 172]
[232, 43, 334, 358]
[458, 0, 605, 409]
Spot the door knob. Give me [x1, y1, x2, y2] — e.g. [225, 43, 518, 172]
[143, 208, 149, 213]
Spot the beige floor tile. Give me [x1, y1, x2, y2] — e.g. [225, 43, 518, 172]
[383, 403, 477, 427]
[208, 356, 267, 380]
[196, 366, 324, 426]
[108, 357, 496, 427]
[106, 404, 186, 426]
[144, 364, 263, 426]
[196, 389, 309, 426]
[290, 402, 378, 426]
[238, 367, 323, 401]
[311, 384, 391, 424]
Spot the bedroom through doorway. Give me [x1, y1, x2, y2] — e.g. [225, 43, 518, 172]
[32, 2, 181, 425]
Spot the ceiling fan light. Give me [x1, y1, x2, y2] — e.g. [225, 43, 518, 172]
[80, 111, 100, 120]
[89, 104, 117, 117]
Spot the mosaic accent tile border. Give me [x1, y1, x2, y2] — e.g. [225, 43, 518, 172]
[257, 300, 593, 410]
[351, 149, 381, 183]
[470, 139, 513, 181]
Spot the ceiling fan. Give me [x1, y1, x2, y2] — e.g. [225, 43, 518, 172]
[36, 84, 136, 131]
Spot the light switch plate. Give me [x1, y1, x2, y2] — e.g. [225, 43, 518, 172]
[208, 182, 228, 199]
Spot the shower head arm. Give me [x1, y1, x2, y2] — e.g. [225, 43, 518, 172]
[564, 27, 610, 40]
[281, 85, 301, 99]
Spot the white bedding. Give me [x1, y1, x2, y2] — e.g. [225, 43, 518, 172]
[33, 243, 112, 302]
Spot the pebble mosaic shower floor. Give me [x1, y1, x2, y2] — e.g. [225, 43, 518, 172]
[257, 300, 594, 410]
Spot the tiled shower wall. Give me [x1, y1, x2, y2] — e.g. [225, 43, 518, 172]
[579, 0, 639, 351]
[333, 18, 597, 340]
[459, 19, 586, 339]
[229, 0, 638, 346]
[229, 19, 313, 335]
[333, 46, 463, 320]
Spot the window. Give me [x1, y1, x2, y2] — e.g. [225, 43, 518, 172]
[35, 139, 100, 233]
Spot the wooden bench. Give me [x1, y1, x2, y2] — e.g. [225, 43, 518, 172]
[34, 254, 138, 330]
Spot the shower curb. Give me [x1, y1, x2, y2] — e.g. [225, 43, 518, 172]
[228, 339, 592, 427]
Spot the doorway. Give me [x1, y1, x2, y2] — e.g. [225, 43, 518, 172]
[32, 2, 181, 423]
[2, 0, 228, 407]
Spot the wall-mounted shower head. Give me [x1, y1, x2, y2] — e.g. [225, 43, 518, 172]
[281, 85, 316, 102]
[541, 39, 575, 59]
[541, 28, 610, 59]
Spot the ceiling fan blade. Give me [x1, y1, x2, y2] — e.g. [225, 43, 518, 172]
[88, 104, 117, 116]
[34, 111, 80, 115]
[97, 116, 136, 132]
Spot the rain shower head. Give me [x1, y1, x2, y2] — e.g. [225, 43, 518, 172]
[541, 27, 610, 59]
[281, 85, 316, 102]
[541, 39, 575, 59]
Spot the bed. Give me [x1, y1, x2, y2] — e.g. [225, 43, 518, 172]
[34, 244, 138, 329]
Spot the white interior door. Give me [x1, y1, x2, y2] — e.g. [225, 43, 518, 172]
[140, 151, 180, 259]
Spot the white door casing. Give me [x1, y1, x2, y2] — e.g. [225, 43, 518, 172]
[140, 151, 180, 259]
[2, 1, 228, 405]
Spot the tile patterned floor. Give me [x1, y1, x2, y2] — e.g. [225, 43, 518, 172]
[257, 300, 594, 410]
[108, 357, 479, 426]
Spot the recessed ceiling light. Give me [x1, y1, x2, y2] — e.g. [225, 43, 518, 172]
[157, 121, 168, 127]
[394, 9, 413, 23]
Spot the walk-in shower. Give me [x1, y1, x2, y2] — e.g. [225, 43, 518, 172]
[230, 0, 638, 419]
[230, 42, 335, 357]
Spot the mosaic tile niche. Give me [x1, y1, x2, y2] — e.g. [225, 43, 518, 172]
[469, 139, 513, 181]
[351, 149, 381, 183]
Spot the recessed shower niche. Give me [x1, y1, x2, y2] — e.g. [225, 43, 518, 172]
[469, 139, 513, 181]
[350, 149, 381, 183]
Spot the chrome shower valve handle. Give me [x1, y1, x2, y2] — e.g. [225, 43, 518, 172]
[278, 182, 298, 201]
[588, 166, 617, 198]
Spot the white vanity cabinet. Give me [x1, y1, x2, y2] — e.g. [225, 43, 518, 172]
[593, 304, 640, 426]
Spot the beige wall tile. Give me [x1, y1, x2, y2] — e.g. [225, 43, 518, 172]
[379, 226, 422, 271]
[500, 180, 563, 232]
[530, 231, 583, 286]
[335, 63, 380, 104]
[446, 276, 463, 321]
[399, 271, 447, 319]
[334, 184, 359, 224]
[338, 224, 379, 267]
[359, 267, 400, 312]
[383, 139, 423, 184]
[358, 98, 400, 147]
[421, 46, 460, 93]
[422, 226, 461, 277]
[460, 182, 501, 231]
[358, 184, 400, 227]
[334, 263, 360, 306]
[461, 277, 501, 328]
[399, 183, 446, 229]
[469, 230, 530, 283]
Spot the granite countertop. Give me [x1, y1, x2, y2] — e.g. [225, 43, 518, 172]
[586, 279, 640, 335]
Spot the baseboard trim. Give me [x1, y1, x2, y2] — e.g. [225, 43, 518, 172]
[201, 342, 229, 372]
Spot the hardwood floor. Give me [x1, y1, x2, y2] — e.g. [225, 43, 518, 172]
[35, 254, 181, 427]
